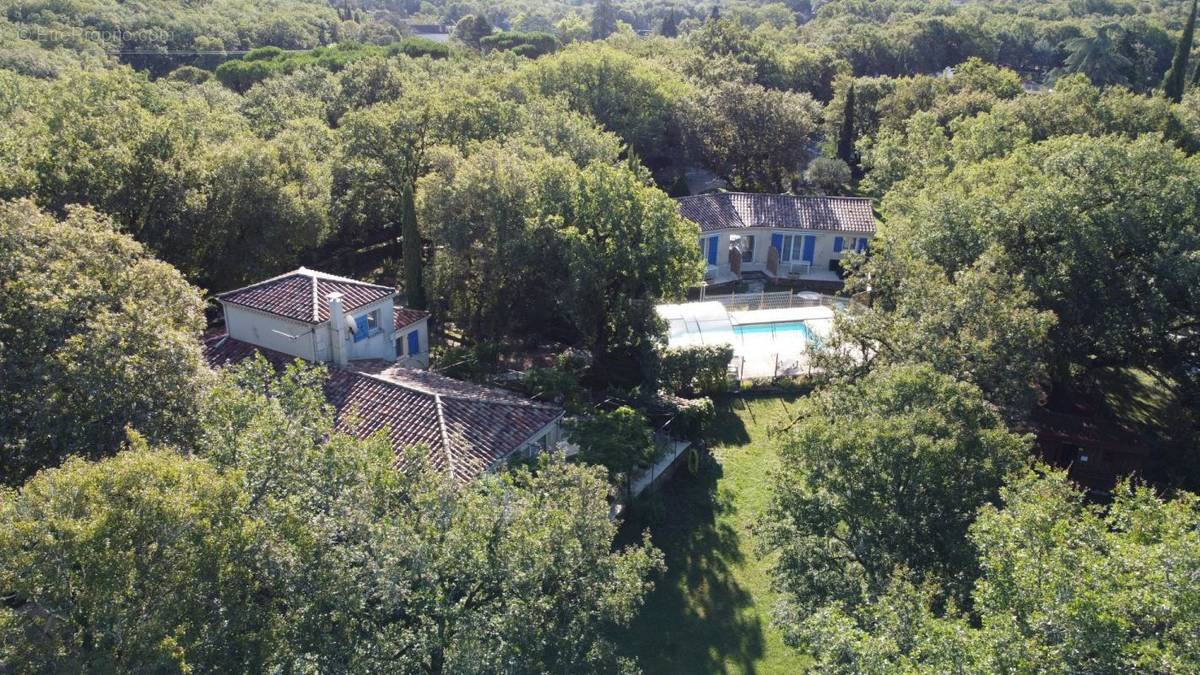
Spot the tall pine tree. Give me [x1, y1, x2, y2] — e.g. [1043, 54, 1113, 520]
[1163, 0, 1197, 103]
[837, 84, 859, 179]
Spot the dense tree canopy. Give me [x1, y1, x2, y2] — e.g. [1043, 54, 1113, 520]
[870, 133, 1200, 384]
[797, 469, 1200, 674]
[6, 0, 1200, 669]
[420, 139, 701, 374]
[0, 358, 663, 672]
[680, 80, 821, 191]
[767, 364, 1029, 623]
[0, 200, 209, 485]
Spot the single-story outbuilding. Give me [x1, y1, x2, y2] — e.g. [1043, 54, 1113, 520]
[677, 193, 877, 288]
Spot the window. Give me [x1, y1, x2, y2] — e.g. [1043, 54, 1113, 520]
[778, 234, 814, 263]
[836, 237, 869, 254]
[397, 330, 421, 356]
[354, 309, 381, 343]
[699, 235, 719, 265]
[740, 235, 755, 263]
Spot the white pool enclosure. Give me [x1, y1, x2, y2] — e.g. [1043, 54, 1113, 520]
[657, 295, 837, 380]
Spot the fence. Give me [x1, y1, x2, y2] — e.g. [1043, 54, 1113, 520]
[699, 289, 847, 312]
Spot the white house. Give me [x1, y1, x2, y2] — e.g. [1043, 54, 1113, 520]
[215, 267, 431, 369]
[205, 267, 564, 483]
[677, 193, 877, 288]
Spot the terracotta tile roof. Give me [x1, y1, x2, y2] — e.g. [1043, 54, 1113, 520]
[215, 267, 395, 324]
[201, 333, 563, 483]
[395, 307, 430, 331]
[677, 193, 876, 234]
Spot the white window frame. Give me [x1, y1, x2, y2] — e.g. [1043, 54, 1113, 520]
[363, 309, 381, 335]
[779, 234, 814, 263]
[741, 235, 756, 262]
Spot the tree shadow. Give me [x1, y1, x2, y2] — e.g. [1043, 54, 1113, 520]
[616, 452, 767, 674]
[709, 396, 753, 447]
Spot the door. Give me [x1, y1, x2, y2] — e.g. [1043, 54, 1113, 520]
[801, 235, 816, 264]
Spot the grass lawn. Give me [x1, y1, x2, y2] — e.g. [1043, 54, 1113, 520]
[616, 395, 810, 674]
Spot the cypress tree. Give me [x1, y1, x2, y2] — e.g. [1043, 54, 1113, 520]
[661, 10, 679, 38]
[401, 187, 425, 309]
[591, 0, 617, 40]
[1162, 0, 1197, 103]
[837, 84, 859, 179]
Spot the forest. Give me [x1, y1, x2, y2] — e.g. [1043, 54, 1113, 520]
[3, 0, 1200, 671]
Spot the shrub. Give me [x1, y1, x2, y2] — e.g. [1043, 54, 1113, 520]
[388, 37, 451, 60]
[215, 58, 273, 92]
[524, 364, 586, 412]
[805, 156, 852, 193]
[668, 396, 716, 443]
[481, 31, 561, 58]
[432, 341, 502, 381]
[565, 406, 657, 482]
[658, 344, 734, 396]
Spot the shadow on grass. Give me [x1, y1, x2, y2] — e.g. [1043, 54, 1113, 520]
[615, 450, 765, 673]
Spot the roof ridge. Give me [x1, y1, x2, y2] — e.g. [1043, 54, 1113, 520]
[310, 274, 320, 322]
[215, 266, 397, 301]
[304, 268, 396, 292]
[214, 267, 309, 299]
[354, 369, 441, 397]
[360, 367, 561, 410]
[433, 394, 457, 479]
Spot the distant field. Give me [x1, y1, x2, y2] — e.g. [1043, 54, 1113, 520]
[617, 396, 810, 674]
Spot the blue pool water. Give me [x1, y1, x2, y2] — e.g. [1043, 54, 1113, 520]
[733, 321, 813, 341]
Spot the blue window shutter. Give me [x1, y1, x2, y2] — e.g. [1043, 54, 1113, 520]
[833, 236, 843, 253]
[407, 330, 420, 355]
[858, 238, 868, 252]
[706, 235, 718, 264]
[354, 315, 369, 342]
[770, 233, 783, 257]
[802, 235, 816, 263]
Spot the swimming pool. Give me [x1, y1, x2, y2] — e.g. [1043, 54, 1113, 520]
[733, 320, 813, 341]
[656, 301, 835, 379]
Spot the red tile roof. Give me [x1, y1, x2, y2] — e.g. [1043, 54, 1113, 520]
[216, 267, 396, 324]
[677, 193, 876, 234]
[395, 307, 430, 331]
[201, 333, 563, 483]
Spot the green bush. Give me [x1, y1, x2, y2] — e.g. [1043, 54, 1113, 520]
[524, 363, 586, 412]
[565, 406, 657, 482]
[669, 396, 716, 443]
[243, 46, 285, 62]
[658, 344, 734, 396]
[481, 31, 561, 58]
[214, 58, 273, 92]
[432, 341, 502, 381]
[388, 37, 452, 60]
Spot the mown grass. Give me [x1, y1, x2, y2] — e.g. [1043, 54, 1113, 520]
[616, 396, 810, 674]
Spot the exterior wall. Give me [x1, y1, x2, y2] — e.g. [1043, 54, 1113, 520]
[223, 296, 399, 365]
[394, 317, 431, 369]
[701, 227, 872, 281]
[343, 297, 397, 362]
[223, 303, 319, 361]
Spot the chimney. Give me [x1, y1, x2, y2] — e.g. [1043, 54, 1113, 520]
[327, 292, 348, 366]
